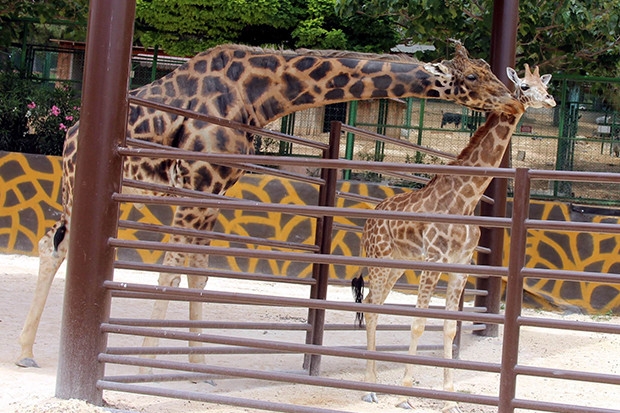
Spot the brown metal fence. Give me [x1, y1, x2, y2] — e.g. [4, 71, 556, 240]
[54, 2, 620, 412]
[92, 115, 620, 412]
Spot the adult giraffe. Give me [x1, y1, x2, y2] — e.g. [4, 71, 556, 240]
[353, 64, 555, 412]
[16, 42, 521, 368]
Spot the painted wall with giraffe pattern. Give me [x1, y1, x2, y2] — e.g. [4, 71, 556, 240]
[1, 150, 618, 314]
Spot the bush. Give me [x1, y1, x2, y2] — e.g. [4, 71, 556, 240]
[0, 66, 80, 156]
[0, 69, 34, 153]
[26, 85, 80, 155]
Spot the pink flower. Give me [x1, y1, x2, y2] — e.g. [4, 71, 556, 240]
[65, 115, 73, 122]
[59, 123, 67, 131]
[27, 102, 36, 109]
[50, 105, 61, 116]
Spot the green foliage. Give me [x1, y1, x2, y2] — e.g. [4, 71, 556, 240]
[135, 0, 301, 55]
[135, 0, 399, 54]
[0, 68, 33, 153]
[336, 0, 620, 76]
[0, 64, 79, 155]
[0, 0, 88, 48]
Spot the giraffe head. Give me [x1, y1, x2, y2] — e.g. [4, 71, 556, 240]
[435, 41, 524, 115]
[506, 63, 556, 109]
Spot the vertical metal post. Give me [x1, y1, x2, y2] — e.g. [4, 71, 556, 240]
[474, 0, 519, 337]
[403, 97, 413, 140]
[279, 113, 295, 155]
[553, 78, 568, 198]
[55, 0, 135, 404]
[304, 120, 340, 376]
[343, 101, 358, 180]
[498, 167, 530, 413]
[20, 21, 28, 71]
[415, 99, 426, 163]
[151, 44, 159, 82]
[374, 99, 387, 161]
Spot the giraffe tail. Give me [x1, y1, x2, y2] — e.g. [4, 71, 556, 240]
[351, 272, 365, 328]
[52, 221, 67, 258]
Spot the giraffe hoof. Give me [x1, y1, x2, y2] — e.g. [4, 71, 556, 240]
[362, 392, 378, 403]
[396, 400, 413, 409]
[16, 358, 40, 368]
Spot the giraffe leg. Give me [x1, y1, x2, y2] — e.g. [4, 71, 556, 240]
[140, 250, 183, 374]
[141, 207, 217, 372]
[17, 225, 68, 367]
[397, 270, 441, 409]
[362, 267, 403, 403]
[185, 239, 210, 365]
[439, 273, 468, 413]
[181, 213, 217, 365]
[363, 308, 379, 403]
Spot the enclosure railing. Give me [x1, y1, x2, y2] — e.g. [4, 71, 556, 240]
[94, 112, 620, 412]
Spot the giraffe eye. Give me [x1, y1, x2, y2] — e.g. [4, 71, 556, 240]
[466, 74, 477, 81]
[520, 84, 530, 91]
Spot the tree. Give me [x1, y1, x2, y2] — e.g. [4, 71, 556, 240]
[0, 0, 401, 56]
[135, 0, 300, 56]
[335, 0, 620, 76]
[135, 0, 400, 55]
[0, 0, 88, 48]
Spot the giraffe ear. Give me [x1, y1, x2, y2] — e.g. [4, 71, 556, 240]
[541, 74, 552, 86]
[506, 67, 520, 86]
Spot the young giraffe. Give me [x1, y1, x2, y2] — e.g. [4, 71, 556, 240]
[16, 43, 522, 368]
[354, 64, 555, 412]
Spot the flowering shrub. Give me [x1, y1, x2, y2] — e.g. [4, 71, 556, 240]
[25, 84, 81, 155]
[0, 67, 81, 155]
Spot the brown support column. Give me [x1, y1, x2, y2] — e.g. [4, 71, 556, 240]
[474, 0, 519, 337]
[304, 121, 340, 375]
[55, 0, 135, 404]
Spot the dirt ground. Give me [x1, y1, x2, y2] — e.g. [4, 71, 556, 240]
[1, 253, 619, 413]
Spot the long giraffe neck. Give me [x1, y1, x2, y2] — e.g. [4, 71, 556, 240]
[422, 110, 523, 215]
[131, 44, 520, 133]
[240, 50, 450, 126]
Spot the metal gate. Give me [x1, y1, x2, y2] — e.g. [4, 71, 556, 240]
[54, 2, 620, 412]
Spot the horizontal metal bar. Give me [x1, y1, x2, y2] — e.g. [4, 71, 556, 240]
[117, 219, 319, 253]
[107, 319, 312, 330]
[98, 379, 351, 413]
[514, 364, 620, 385]
[104, 343, 479, 359]
[103, 372, 220, 384]
[526, 218, 620, 235]
[518, 316, 620, 335]
[111, 192, 513, 228]
[108, 239, 510, 278]
[102, 323, 502, 371]
[116, 146, 520, 179]
[105, 318, 482, 333]
[520, 267, 620, 284]
[528, 168, 620, 184]
[113, 261, 317, 286]
[511, 397, 620, 413]
[103, 281, 506, 324]
[103, 344, 443, 356]
[99, 355, 501, 407]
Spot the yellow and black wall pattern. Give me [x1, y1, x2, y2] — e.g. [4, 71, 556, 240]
[1, 151, 619, 314]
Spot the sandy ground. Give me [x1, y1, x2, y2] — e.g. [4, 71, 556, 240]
[1, 253, 619, 413]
